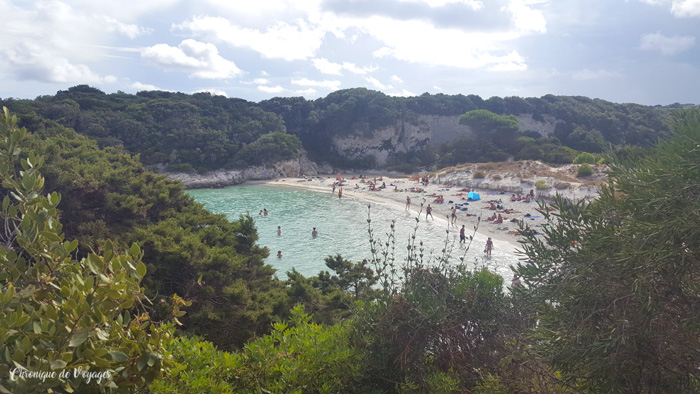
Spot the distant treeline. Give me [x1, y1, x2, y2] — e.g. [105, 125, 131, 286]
[1, 85, 675, 172]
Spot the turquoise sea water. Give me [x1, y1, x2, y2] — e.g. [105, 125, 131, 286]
[187, 184, 519, 281]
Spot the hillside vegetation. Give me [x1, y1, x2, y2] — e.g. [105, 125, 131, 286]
[2, 86, 675, 174]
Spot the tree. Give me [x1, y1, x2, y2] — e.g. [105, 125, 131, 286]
[459, 109, 521, 152]
[514, 109, 700, 393]
[0, 108, 178, 393]
[320, 254, 377, 300]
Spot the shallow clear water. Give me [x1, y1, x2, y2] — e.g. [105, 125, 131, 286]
[187, 184, 519, 281]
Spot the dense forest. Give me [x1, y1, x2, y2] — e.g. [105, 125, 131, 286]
[1, 96, 698, 392]
[1, 86, 676, 174]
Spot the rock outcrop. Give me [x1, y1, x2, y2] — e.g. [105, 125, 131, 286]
[163, 156, 319, 189]
[330, 113, 562, 165]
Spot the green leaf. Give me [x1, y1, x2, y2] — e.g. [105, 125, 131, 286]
[129, 243, 141, 257]
[135, 262, 147, 278]
[51, 359, 67, 370]
[69, 331, 89, 347]
[108, 350, 129, 362]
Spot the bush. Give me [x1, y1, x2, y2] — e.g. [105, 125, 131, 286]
[535, 180, 550, 190]
[573, 152, 596, 164]
[0, 108, 176, 392]
[492, 174, 502, 180]
[577, 163, 593, 177]
[473, 170, 486, 179]
[555, 182, 571, 190]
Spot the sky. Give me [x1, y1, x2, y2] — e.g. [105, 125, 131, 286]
[1, 0, 699, 105]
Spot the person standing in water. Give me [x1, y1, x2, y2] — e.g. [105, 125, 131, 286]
[485, 237, 493, 256]
[263, 208, 268, 216]
[312, 227, 318, 237]
[426, 204, 433, 220]
[277, 226, 281, 236]
[338, 188, 343, 198]
[277, 250, 283, 258]
[405, 196, 411, 211]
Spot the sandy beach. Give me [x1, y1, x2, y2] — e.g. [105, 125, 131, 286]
[267, 173, 588, 255]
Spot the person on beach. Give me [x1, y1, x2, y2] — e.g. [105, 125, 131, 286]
[277, 250, 283, 258]
[426, 204, 433, 220]
[460, 225, 466, 244]
[277, 226, 281, 236]
[511, 275, 522, 287]
[312, 227, 318, 237]
[451, 206, 457, 225]
[485, 237, 493, 256]
[406, 196, 411, 211]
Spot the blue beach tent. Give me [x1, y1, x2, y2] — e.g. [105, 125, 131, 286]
[467, 191, 481, 201]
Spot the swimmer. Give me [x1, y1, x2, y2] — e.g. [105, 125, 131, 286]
[277, 226, 281, 236]
[277, 250, 283, 258]
[484, 237, 493, 256]
[263, 208, 268, 216]
[312, 227, 318, 237]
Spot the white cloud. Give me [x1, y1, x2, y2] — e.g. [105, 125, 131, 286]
[488, 60, 528, 71]
[433, 85, 443, 91]
[342, 62, 378, 74]
[507, 0, 547, 33]
[671, 0, 700, 17]
[131, 82, 165, 91]
[296, 88, 318, 95]
[420, 0, 483, 8]
[388, 89, 416, 97]
[572, 69, 623, 80]
[141, 39, 243, 79]
[258, 85, 285, 93]
[100, 16, 152, 39]
[173, 16, 326, 61]
[391, 75, 403, 83]
[639, 32, 695, 55]
[253, 78, 270, 84]
[313, 58, 343, 75]
[364, 76, 390, 89]
[5, 42, 110, 84]
[291, 78, 342, 90]
[194, 88, 228, 96]
[367, 17, 530, 70]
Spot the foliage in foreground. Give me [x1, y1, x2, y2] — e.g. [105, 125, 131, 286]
[151, 305, 360, 394]
[515, 109, 700, 393]
[0, 108, 176, 393]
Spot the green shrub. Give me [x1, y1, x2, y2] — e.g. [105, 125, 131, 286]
[0, 107, 176, 393]
[577, 163, 593, 177]
[573, 152, 596, 164]
[473, 170, 486, 179]
[535, 180, 550, 190]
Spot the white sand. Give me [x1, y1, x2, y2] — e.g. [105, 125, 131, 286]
[267, 174, 578, 255]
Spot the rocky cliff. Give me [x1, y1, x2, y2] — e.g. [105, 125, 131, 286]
[163, 156, 319, 189]
[330, 113, 561, 165]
